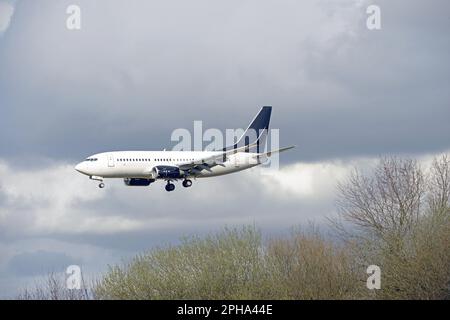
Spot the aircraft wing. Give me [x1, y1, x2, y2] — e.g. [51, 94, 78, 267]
[177, 142, 258, 173]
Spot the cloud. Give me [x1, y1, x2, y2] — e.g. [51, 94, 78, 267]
[0, 158, 347, 238]
[0, 1, 14, 34]
[1, 152, 443, 241]
[1, 0, 448, 163]
[6, 250, 78, 276]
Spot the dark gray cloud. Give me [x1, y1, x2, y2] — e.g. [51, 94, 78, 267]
[0, 185, 6, 206]
[7, 250, 79, 276]
[0, 0, 448, 165]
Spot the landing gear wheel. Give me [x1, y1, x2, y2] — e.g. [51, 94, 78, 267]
[99, 183, 105, 189]
[165, 182, 175, 192]
[182, 179, 193, 188]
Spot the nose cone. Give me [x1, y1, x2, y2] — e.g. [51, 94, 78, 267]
[75, 162, 87, 175]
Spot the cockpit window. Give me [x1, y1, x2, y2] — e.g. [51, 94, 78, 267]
[85, 158, 98, 162]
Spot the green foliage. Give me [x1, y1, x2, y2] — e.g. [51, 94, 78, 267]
[96, 226, 266, 299]
[265, 228, 362, 299]
[95, 226, 363, 300]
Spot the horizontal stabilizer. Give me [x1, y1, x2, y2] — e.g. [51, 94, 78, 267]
[260, 145, 295, 157]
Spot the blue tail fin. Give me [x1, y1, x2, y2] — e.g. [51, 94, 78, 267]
[224, 106, 272, 153]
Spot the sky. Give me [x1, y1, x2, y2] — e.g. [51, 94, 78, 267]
[0, 0, 449, 297]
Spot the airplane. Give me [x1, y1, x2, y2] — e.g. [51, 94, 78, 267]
[75, 106, 294, 192]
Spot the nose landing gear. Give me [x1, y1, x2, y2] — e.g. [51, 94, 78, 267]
[90, 176, 105, 189]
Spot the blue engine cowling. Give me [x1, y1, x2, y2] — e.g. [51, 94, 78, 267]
[124, 178, 155, 186]
[153, 166, 183, 179]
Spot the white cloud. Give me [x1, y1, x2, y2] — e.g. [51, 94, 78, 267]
[261, 161, 359, 198]
[0, 1, 14, 34]
[0, 161, 137, 235]
[2, 151, 447, 238]
[0, 158, 354, 236]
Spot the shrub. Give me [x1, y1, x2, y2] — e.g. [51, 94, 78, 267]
[95, 226, 363, 300]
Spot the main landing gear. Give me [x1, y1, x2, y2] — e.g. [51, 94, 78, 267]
[99, 183, 105, 189]
[165, 182, 175, 192]
[165, 179, 192, 192]
[182, 179, 192, 188]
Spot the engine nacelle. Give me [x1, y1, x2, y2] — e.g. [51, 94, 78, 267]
[123, 178, 155, 186]
[152, 166, 184, 179]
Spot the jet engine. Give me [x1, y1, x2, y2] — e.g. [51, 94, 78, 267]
[152, 166, 184, 179]
[123, 178, 155, 186]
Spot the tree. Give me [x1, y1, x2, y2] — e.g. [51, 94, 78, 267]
[334, 155, 450, 299]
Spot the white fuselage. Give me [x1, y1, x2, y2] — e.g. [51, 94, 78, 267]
[75, 151, 261, 180]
